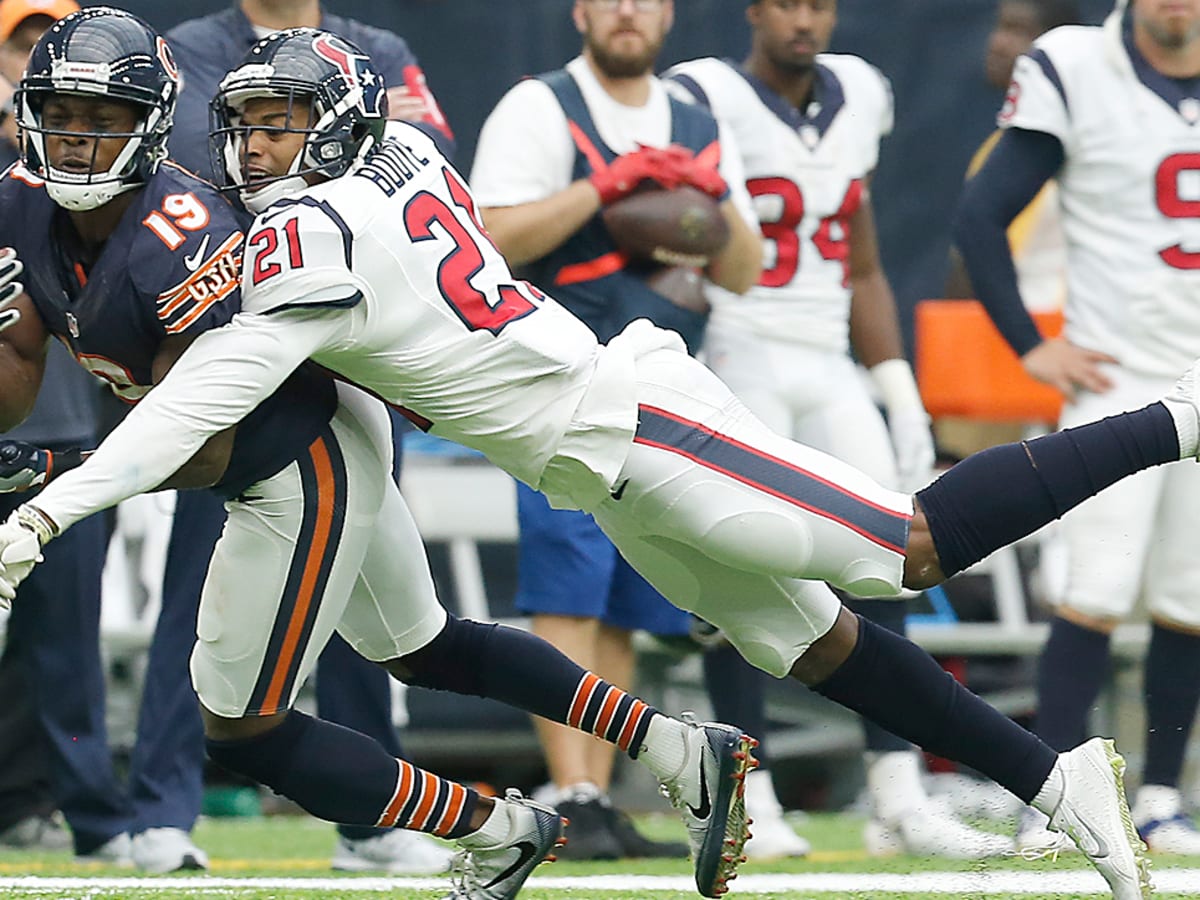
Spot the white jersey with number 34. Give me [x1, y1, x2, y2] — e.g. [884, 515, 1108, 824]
[665, 54, 892, 352]
[1005, 19, 1200, 377]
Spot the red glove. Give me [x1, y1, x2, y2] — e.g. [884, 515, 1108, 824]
[590, 145, 686, 205]
[677, 157, 728, 200]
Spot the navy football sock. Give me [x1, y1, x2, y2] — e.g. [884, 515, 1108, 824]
[813, 616, 1056, 802]
[401, 615, 658, 757]
[1143, 624, 1200, 788]
[1033, 617, 1110, 752]
[918, 403, 1178, 578]
[702, 642, 771, 766]
[843, 598, 914, 753]
[206, 710, 479, 838]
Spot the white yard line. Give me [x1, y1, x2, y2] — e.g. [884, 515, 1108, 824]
[0, 871, 1197, 894]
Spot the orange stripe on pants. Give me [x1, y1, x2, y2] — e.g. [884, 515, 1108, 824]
[260, 439, 336, 715]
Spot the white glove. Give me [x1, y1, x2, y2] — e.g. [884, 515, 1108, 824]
[870, 358, 936, 493]
[0, 505, 53, 607]
[886, 405, 936, 493]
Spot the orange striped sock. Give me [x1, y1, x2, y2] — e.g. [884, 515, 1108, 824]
[375, 758, 480, 839]
[565, 672, 658, 757]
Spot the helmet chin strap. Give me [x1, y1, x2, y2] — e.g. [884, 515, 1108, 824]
[238, 140, 310, 214]
[45, 175, 140, 212]
[242, 173, 309, 214]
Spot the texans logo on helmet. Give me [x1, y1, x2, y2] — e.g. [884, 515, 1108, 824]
[312, 33, 385, 118]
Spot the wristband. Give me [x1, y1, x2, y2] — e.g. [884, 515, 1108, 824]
[869, 358, 926, 415]
[16, 504, 58, 545]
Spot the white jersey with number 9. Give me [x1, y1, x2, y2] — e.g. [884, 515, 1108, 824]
[1004, 21, 1200, 377]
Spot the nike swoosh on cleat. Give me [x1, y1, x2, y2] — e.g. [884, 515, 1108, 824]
[184, 234, 212, 272]
[484, 840, 538, 888]
[1069, 819, 1110, 859]
[688, 756, 711, 821]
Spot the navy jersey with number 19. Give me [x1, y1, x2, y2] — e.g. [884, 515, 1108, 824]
[0, 160, 336, 496]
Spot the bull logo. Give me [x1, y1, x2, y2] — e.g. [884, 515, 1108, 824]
[312, 33, 385, 118]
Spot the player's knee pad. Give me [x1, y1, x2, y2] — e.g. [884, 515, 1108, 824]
[205, 711, 310, 791]
[396, 614, 494, 696]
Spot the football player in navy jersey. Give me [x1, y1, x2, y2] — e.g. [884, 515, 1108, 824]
[0, 12, 769, 899]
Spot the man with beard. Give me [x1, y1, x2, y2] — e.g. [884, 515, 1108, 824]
[956, 0, 1200, 854]
[664, 0, 1016, 860]
[469, 0, 761, 861]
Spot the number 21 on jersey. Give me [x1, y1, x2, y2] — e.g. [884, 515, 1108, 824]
[248, 218, 304, 286]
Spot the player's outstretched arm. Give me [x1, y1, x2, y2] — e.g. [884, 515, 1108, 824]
[22, 306, 340, 537]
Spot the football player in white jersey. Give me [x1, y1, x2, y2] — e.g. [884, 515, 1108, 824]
[664, 0, 1010, 860]
[10, 26, 1200, 900]
[956, 0, 1200, 855]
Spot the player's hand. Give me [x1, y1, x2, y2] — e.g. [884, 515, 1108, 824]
[0, 507, 48, 607]
[590, 145, 686, 205]
[1021, 338, 1118, 403]
[673, 151, 728, 200]
[0, 246, 24, 312]
[887, 407, 936, 493]
[0, 441, 52, 492]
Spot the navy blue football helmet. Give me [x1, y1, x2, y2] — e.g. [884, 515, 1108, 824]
[16, 6, 179, 211]
[209, 28, 388, 212]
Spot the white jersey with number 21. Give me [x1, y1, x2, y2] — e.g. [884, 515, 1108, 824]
[239, 122, 634, 501]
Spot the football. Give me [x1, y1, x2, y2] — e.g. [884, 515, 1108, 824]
[601, 185, 729, 268]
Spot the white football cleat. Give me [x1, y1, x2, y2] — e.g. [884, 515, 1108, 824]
[657, 714, 758, 897]
[1042, 739, 1152, 900]
[863, 799, 1013, 859]
[130, 828, 208, 874]
[446, 789, 564, 900]
[1133, 784, 1200, 855]
[333, 828, 455, 874]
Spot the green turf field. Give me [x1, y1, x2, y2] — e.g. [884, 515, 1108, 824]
[0, 813, 1196, 898]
